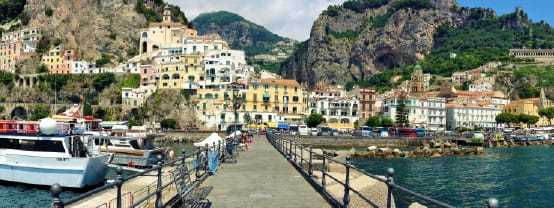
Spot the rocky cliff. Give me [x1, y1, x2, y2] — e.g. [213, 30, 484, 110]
[281, 0, 488, 87]
[23, 0, 147, 63]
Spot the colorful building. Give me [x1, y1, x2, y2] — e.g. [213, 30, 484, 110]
[0, 27, 41, 72]
[155, 53, 203, 90]
[41, 45, 76, 74]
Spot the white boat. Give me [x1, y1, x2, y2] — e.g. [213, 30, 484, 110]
[0, 119, 108, 188]
[86, 136, 166, 168]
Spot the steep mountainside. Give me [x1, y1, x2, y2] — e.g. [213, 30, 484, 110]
[191, 11, 290, 56]
[23, 0, 146, 64]
[282, 0, 554, 88]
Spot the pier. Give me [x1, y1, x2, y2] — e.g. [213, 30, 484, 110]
[48, 133, 501, 208]
[201, 135, 329, 208]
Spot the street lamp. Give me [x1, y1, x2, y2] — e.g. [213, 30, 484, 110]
[231, 83, 243, 149]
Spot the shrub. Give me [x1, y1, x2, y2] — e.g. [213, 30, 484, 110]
[29, 105, 50, 121]
[45, 7, 54, 17]
[161, 118, 177, 130]
[305, 113, 324, 128]
[95, 54, 112, 67]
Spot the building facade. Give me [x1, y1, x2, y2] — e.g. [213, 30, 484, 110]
[0, 27, 41, 72]
[383, 96, 446, 131]
[446, 104, 501, 130]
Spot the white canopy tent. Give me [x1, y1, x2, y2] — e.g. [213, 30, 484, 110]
[226, 130, 242, 139]
[194, 133, 225, 147]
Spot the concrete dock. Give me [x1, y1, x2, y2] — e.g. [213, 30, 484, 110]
[201, 135, 330, 208]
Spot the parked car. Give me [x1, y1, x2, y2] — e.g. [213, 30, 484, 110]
[318, 127, 337, 136]
[298, 125, 309, 136]
[289, 125, 299, 136]
[310, 128, 319, 136]
[361, 126, 371, 137]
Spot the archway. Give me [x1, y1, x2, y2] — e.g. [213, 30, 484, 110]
[11, 106, 27, 120]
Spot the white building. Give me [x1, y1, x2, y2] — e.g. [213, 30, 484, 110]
[469, 79, 494, 92]
[446, 104, 501, 130]
[182, 35, 229, 55]
[308, 88, 360, 129]
[383, 96, 446, 131]
[70, 61, 96, 74]
[203, 49, 253, 89]
[122, 86, 156, 109]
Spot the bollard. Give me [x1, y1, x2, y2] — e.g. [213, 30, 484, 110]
[488, 198, 498, 208]
[386, 168, 395, 208]
[343, 157, 351, 208]
[115, 166, 124, 208]
[322, 151, 327, 188]
[155, 162, 163, 208]
[50, 183, 64, 208]
[308, 146, 313, 176]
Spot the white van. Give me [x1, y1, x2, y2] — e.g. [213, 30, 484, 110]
[298, 125, 309, 136]
[310, 128, 319, 136]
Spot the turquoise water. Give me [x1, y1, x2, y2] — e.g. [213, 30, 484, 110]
[351, 146, 554, 208]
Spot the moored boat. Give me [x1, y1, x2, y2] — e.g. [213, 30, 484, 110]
[0, 119, 108, 188]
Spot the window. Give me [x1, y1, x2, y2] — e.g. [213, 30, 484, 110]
[0, 138, 65, 153]
[292, 96, 299, 102]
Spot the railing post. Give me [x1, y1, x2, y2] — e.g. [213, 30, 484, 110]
[195, 148, 201, 179]
[293, 141, 297, 162]
[155, 162, 163, 208]
[181, 150, 186, 166]
[488, 198, 498, 208]
[289, 139, 293, 159]
[343, 157, 351, 208]
[50, 183, 64, 208]
[115, 166, 123, 208]
[322, 151, 327, 188]
[386, 168, 395, 208]
[300, 145, 303, 167]
[308, 146, 313, 176]
[205, 144, 209, 172]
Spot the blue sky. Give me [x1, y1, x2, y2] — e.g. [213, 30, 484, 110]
[171, 0, 551, 40]
[458, 0, 553, 24]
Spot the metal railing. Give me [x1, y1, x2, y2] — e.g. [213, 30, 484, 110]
[49, 140, 232, 208]
[267, 133, 499, 208]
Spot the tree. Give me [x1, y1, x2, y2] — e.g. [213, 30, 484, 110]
[83, 101, 93, 116]
[161, 118, 177, 130]
[496, 112, 516, 127]
[365, 116, 381, 127]
[29, 105, 49, 121]
[381, 117, 394, 127]
[538, 107, 554, 126]
[396, 102, 409, 127]
[305, 113, 324, 128]
[36, 64, 48, 73]
[95, 54, 112, 67]
[94, 108, 107, 120]
[516, 114, 540, 128]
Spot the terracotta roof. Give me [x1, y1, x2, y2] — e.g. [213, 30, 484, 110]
[258, 79, 300, 87]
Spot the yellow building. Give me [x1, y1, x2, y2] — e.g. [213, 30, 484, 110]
[41, 45, 75, 74]
[244, 79, 308, 124]
[503, 89, 553, 126]
[156, 54, 203, 89]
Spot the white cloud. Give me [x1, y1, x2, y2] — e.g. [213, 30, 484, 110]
[167, 0, 346, 41]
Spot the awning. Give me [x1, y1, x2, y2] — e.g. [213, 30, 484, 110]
[277, 123, 290, 129]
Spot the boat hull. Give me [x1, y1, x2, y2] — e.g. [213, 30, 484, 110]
[0, 154, 108, 188]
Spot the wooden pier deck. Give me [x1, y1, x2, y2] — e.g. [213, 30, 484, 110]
[200, 135, 330, 208]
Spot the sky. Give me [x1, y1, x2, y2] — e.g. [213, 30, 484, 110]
[169, 0, 553, 41]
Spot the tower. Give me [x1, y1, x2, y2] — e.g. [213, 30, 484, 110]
[163, 5, 172, 23]
[540, 88, 550, 108]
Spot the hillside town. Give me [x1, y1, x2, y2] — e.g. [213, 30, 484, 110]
[1, 6, 553, 134]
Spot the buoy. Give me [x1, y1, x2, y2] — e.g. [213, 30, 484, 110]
[39, 118, 58, 135]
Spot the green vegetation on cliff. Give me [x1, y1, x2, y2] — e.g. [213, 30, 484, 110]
[191, 11, 288, 56]
[421, 9, 554, 76]
[0, 0, 26, 24]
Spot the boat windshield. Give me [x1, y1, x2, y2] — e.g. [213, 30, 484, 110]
[0, 138, 65, 153]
